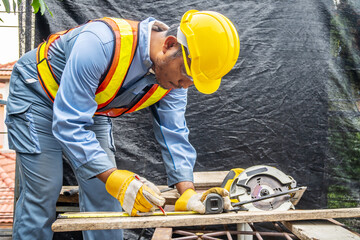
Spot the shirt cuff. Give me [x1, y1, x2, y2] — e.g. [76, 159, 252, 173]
[76, 157, 116, 180]
[167, 168, 194, 187]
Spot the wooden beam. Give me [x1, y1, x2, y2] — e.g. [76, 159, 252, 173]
[52, 207, 360, 232]
[57, 171, 229, 204]
[56, 206, 80, 212]
[151, 228, 173, 240]
[57, 186, 79, 203]
[283, 220, 360, 240]
[193, 171, 228, 188]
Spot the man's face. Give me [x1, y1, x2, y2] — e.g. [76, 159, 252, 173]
[152, 47, 193, 90]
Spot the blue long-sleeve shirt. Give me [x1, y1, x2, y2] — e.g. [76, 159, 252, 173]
[12, 17, 197, 186]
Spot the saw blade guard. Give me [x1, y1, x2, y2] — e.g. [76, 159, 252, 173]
[229, 165, 298, 211]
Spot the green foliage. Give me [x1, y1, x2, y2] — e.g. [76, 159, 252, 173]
[328, 185, 359, 209]
[31, 0, 52, 16]
[2, 0, 10, 12]
[1, 0, 52, 20]
[328, 185, 360, 232]
[329, 131, 360, 179]
[328, 0, 360, 232]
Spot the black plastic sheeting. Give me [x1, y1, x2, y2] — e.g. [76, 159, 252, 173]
[33, 0, 360, 238]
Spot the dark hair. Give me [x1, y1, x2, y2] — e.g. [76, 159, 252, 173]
[165, 24, 179, 37]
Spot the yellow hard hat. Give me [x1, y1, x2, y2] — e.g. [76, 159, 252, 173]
[177, 10, 240, 94]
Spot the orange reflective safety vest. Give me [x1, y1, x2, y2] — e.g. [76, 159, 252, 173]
[36, 17, 170, 117]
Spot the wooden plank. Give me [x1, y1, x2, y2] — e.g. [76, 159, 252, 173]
[151, 228, 172, 240]
[56, 206, 80, 212]
[158, 170, 229, 205]
[193, 171, 228, 188]
[60, 186, 78, 194]
[57, 194, 79, 203]
[57, 186, 178, 205]
[159, 187, 178, 205]
[283, 220, 360, 240]
[151, 205, 174, 240]
[52, 207, 360, 232]
[57, 186, 79, 203]
[57, 171, 229, 204]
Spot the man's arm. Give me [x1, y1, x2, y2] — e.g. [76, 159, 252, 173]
[97, 168, 117, 183]
[150, 87, 197, 192]
[176, 181, 195, 195]
[52, 23, 116, 180]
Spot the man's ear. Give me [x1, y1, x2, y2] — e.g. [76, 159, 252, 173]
[162, 35, 178, 54]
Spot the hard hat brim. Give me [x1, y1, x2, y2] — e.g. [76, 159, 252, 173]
[193, 76, 221, 94]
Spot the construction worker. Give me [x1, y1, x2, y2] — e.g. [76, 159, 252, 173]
[5, 10, 239, 240]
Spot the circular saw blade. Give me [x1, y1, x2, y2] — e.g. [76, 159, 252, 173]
[245, 174, 290, 211]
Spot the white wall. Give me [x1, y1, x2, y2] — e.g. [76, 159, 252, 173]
[0, 5, 18, 150]
[0, 6, 19, 64]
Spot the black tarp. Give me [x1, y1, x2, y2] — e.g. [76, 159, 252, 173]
[32, 0, 359, 238]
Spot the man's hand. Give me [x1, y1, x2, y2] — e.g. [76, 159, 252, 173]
[104, 170, 165, 216]
[174, 187, 233, 214]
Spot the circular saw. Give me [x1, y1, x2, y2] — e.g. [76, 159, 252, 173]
[222, 165, 307, 211]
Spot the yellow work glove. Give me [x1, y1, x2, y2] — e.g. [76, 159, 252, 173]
[105, 170, 165, 216]
[174, 187, 233, 214]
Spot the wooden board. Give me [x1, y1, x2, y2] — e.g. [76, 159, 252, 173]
[56, 206, 79, 212]
[193, 171, 228, 188]
[58, 186, 79, 203]
[52, 207, 360, 232]
[151, 228, 172, 240]
[283, 220, 360, 240]
[57, 171, 229, 204]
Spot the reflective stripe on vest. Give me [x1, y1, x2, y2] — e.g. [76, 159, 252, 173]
[95, 18, 137, 109]
[36, 17, 170, 117]
[96, 84, 170, 117]
[37, 42, 59, 101]
[37, 30, 69, 101]
[128, 85, 169, 112]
